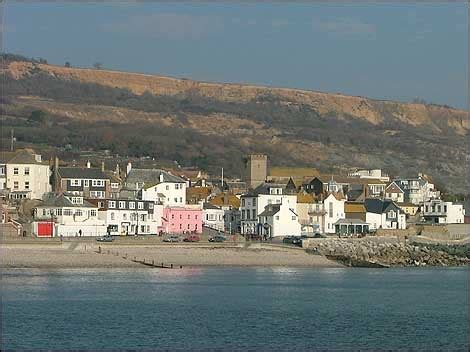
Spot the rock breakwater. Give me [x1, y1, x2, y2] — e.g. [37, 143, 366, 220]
[306, 238, 470, 267]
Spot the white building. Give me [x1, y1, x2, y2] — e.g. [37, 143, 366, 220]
[5, 150, 51, 200]
[240, 183, 298, 236]
[257, 201, 301, 238]
[125, 164, 186, 206]
[422, 199, 464, 224]
[348, 169, 390, 182]
[33, 193, 106, 237]
[323, 193, 346, 234]
[202, 203, 225, 232]
[394, 174, 440, 205]
[91, 198, 161, 236]
[364, 199, 407, 230]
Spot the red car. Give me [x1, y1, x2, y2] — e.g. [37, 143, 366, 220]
[183, 235, 200, 242]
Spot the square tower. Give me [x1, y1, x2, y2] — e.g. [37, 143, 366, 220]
[244, 154, 268, 189]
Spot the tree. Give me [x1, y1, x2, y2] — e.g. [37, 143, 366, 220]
[28, 110, 47, 123]
[93, 62, 103, 70]
[64, 62, 71, 68]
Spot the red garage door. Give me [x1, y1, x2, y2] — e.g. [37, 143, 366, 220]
[37, 222, 53, 237]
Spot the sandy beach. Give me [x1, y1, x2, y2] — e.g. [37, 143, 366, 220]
[0, 242, 341, 269]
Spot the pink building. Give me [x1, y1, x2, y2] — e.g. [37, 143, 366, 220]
[161, 207, 202, 234]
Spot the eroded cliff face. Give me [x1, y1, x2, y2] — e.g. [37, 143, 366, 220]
[4, 61, 468, 135]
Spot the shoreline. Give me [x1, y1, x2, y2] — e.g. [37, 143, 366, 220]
[0, 243, 342, 269]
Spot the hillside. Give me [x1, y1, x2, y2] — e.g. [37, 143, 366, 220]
[1, 56, 468, 193]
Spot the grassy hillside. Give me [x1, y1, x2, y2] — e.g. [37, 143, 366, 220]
[1, 55, 468, 193]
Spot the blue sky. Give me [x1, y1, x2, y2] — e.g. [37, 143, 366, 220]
[2, 2, 467, 109]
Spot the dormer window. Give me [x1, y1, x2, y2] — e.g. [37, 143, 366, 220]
[70, 196, 83, 205]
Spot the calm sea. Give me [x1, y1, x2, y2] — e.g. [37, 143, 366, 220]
[1, 267, 469, 350]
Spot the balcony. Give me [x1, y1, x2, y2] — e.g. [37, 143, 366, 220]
[308, 209, 326, 215]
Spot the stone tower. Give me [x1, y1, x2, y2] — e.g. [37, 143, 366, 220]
[244, 154, 268, 189]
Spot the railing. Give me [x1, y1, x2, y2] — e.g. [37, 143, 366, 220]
[9, 219, 22, 236]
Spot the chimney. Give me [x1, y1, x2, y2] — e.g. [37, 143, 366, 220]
[115, 164, 120, 178]
[54, 156, 60, 192]
[126, 162, 132, 176]
[86, 160, 91, 168]
[159, 173, 164, 183]
[223, 193, 229, 205]
[101, 161, 105, 172]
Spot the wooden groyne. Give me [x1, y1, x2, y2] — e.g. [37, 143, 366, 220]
[96, 246, 182, 269]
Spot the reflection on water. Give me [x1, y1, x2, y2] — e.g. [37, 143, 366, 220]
[1, 267, 469, 350]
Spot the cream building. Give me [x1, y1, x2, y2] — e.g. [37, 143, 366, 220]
[5, 150, 51, 200]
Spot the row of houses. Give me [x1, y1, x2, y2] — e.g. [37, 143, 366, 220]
[1, 150, 467, 238]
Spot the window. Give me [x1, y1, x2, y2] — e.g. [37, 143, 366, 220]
[138, 202, 144, 209]
[149, 203, 154, 209]
[275, 216, 280, 220]
[129, 202, 135, 209]
[188, 214, 191, 219]
[141, 225, 145, 233]
[187, 224, 190, 229]
[179, 224, 182, 229]
[98, 201, 104, 208]
[13, 168, 18, 175]
[241, 210, 245, 220]
[84, 180, 89, 187]
[111, 183, 119, 189]
[75, 209, 83, 216]
[109, 201, 116, 208]
[64, 209, 72, 216]
[292, 216, 296, 220]
[252, 198, 256, 206]
[24, 182, 30, 190]
[140, 214, 145, 221]
[242, 199, 245, 207]
[119, 201, 126, 209]
[180, 197, 183, 203]
[71, 179, 81, 186]
[329, 202, 333, 218]
[123, 213, 127, 220]
[166, 185, 169, 191]
[174, 198, 178, 203]
[92, 179, 105, 187]
[175, 184, 179, 190]
[171, 214, 175, 219]
[180, 214, 182, 219]
[252, 209, 256, 219]
[444, 205, 447, 213]
[0, 166, 4, 175]
[13, 181, 18, 189]
[90, 191, 105, 199]
[110, 212, 115, 220]
[24, 167, 30, 175]
[90, 210, 97, 217]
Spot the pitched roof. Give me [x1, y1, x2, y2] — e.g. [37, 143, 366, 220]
[334, 218, 369, 225]
[37, 194, 95, 208]
[385, 181, 404, 193]
[297, 192, 316, 203]
[242, 182, 291, 197]
[345, 202, 366, 213]
[203, 202, 222, 210]
[4, 149, 45, 165]
[258, 204, 281, 217]
[126, 168, 185, 185]
[209, 193, 241, 208]
[58, 167, 109, 179]
[364, 199, 401, 214]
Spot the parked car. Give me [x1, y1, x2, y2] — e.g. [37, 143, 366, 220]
[183, 235, 200, 242]
[163, 235, 181, 243]
[96, 235, 114, 242]
[209, 235, 226, 242]
[282, 236, 294, 244]
[291, 236, 302, 246]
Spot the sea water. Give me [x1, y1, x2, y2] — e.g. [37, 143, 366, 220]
[1, 267, 469, 350]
